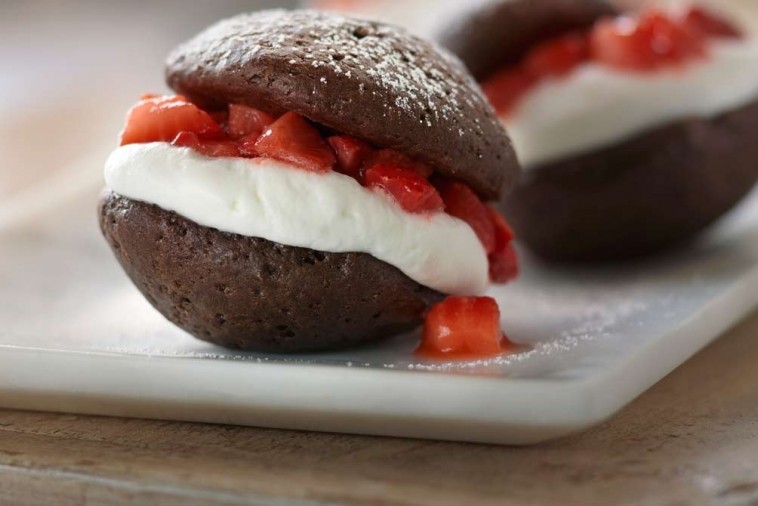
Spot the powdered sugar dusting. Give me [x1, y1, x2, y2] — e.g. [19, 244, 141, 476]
[227, 10, 489, 130]
[166, 9, 516, 197]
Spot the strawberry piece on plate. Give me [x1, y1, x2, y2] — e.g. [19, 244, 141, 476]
[254, 112, 336, 173]
[436, 180, 496, 253]
[481, 68, 536, 116]
[226, 104, 276, 140]
[171, 132, 241, 158]
[683, 6, 741, 39]
[418, 296, 505, 358]
[328, 135, 373, 180]
[364, 163, 444, 214]
[120, 95, 222, 146]
[524, 32, 590, 78]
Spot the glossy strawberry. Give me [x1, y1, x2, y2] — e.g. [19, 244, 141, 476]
[590, 8, 710, 71]
[226, 104, 276, 140]
[435, 180, 496, 253]
[363, 149, 434, 179]
[683, 6, 741, 39]
[487, 207, 515, 248]
[484, 208, 518, 283]
[524, 32, 590, 78]
[590, 15, 658, 70]
[643, 9, 705, 62]
[120, 95, 222, 146]
[418, 296, 505, 358]
[328, 135, 373, 180]
[364, 163, 444, 214]
[254, 112, 336, 173]
[489, 243, 519, 284]
[171, 132, 241, 158]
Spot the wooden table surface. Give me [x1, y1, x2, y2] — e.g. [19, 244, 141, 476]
[1, 310, 757, 506]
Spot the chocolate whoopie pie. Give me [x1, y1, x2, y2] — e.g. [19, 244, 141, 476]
[100, 9, 520, 353]
[439, 0, 758, 261]
[438, 0, 616, 81]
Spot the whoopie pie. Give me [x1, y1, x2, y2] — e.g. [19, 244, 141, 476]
[438, 0, 758, 261]
[100, 9, 520, 353]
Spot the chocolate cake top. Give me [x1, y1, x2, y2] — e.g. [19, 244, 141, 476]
[165, 9, 519, 199]
[437, 0, 617, 81]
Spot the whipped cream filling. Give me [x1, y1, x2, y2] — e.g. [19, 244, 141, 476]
[105, 143, 489, 295]
[504, 38, 758, 169]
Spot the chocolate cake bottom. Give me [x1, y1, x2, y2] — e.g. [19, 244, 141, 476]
[501, 99, 758, 262]
[99, 191, 442, 353]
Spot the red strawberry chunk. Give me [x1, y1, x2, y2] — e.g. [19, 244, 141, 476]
[590, 16, 659, 71]
[524, 32, 590, 78]
[435, 180, 496, 253]
[254, 112, 336, 173]
[640, 9, 705, 62]
[485, 207, 518, 283]
[590, 8, 711, 72]
[237, 133, 261, 158]
[487, 207, 515, 248]
[683, 6, 741, 39]
[363, 149, 434, 179]
[120, 95, 222, 146]
[171, 132, 241, 158]
[418, 296, 505, 358]
[481, 68, 536, 116]
[328, 135, 373, 180]
[171, 131, 201, 149]
[489, 243, 519, 283]
[226, 104, 276, 140]
[364, 163, 444, 214]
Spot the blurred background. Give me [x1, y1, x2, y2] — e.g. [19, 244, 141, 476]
[1, 0, 756, 207]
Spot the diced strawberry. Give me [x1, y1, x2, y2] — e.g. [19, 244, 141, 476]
[639, 9, 705, 62]
[435, 180, 496, 253]
[481, 68, 536, 116]
[364, 163, 444, 214]
[590, 16, 660, 71]
[120, 95, 222, 146]
[171, 132, 241, 158]
[487, 207, 515, 249]
[418, 296, 504, 358]
[237, 133, 260, 158]
[524, 32, 590, 78]
[254, 112, 336, 173]
[484, 207, 518, 283]
[489, 243, 519, 283]
[328, 135, 373, 180]
[202, 141, 241, 158]
[171, 131, 201, 149]
[683, 6, 741, 39]
[363, 148, 434, 179]
[226, 104, 276, 140]
[590, 8, 712, 71]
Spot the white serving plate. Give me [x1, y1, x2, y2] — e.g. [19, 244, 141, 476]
[1, 160, 758, 445]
